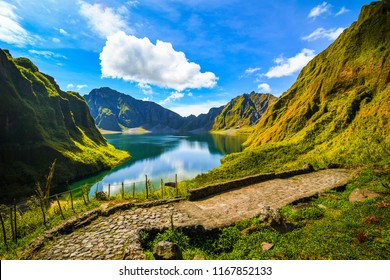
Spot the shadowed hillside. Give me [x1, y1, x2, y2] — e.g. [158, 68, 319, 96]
[0, 50, 129, 203]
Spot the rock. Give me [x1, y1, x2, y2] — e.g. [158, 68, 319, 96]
[261, 242, 274, 251]
[259, 206, 295, 233]
[240, 224, 257, 235]
[153, 241, 183, 260]
[193, 255, 205, 260]
[327, 163, 342, 169]
[303, 163, 314, 171]
[349, 188, 380, 203]
[95, 191, 109, 201]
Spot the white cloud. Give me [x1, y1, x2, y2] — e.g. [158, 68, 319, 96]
[245, 67, 261, 74]
[126, 1, 140, 7]
[52, 37, 61, 43]
[78, 1, 133, 38]
[0, 1, 33, 46]
[59, 28, 68, 35]
[335, 6, 350, 16]
[168, 100, 227, 117]
[138, 83, 153, 95]
[28, 50, 67, 59]
[265, 49, 316, 78]
[302, 27, 345, 41]
[159, 91, 185, 105]
[308, 2, 331, 19]
[67, 84, 74, 89]
[257, 83, 271, 93]
[76, 84, 88, 89]
[100, 31, 218, 91]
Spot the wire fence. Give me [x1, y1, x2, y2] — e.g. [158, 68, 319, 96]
[0, 174, 182, 250]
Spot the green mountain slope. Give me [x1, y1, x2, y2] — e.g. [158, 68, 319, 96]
[192, 1, 390, 185]
[180, 106, 224, 132]
[86, 88, 275, 133]
[212, 92, 277, 131]
[0, 50, 129, 203]
[85, 87, 185, 132]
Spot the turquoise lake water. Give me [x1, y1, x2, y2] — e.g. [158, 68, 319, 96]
[70, 133, 246, 196]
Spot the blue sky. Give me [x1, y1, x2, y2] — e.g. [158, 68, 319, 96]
[0, 0, 372, 116]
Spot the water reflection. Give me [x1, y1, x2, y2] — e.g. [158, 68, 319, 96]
[70, 133, 246, 195]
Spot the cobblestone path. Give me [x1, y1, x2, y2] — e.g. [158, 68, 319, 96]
[30, 169, 354, 260]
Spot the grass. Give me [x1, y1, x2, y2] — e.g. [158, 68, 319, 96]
[141, 165, 390, 260]
[0, 197, 101, 260]
[0, 177, 188, 260]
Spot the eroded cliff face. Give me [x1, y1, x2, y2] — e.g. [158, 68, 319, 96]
[0, 50, 129, 203]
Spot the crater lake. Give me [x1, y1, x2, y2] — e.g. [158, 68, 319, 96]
[69, 133, 247, 196]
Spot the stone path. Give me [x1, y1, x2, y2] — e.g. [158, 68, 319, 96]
[29, 168, 354, 260]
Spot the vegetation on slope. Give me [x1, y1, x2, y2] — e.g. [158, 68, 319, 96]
[0, 50, 129, 203]
[85, 88, 275, 133]
[143, 167, 390, 260]
[85, 87, 185, 132]
[190, 1, 390, 187]
[212, 92, 277, 131]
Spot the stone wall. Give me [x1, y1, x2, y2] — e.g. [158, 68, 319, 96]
[188, 164, 314, 201]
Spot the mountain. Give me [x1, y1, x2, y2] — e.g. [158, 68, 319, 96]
[246, 0, 389, 153]
[85, 87, 184, 132]
[0, 50, 129, 203]
[212, 92, 277, 131]
[85, 88, 274, 133]
[180, 106, 224, 132]
[192, 1, 390, 184]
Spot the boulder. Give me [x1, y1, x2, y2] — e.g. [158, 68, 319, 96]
[259, 206, 295, 233]
[349, 188, 380, 203]
[303, 163, 314, 171]
[153, 241, 183, 260]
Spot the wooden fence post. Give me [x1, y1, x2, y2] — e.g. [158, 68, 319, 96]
[175, 174, 178, 198]
[9, 207, 14, 241]
[122, 182, 124, 200]
[86, 188, 90, 204]
[69, 190, 75, 213]
[145, 175, 149, 199]
[13, 203, 17, 241]
[39, 197, 47, 227]
[161, 178, 164, 199]
[55, 195, 65, 220]
[0, 212, 7, 249]
[81, 188, 87, 206]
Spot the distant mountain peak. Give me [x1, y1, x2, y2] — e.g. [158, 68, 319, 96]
[85, 88, 277, 133]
